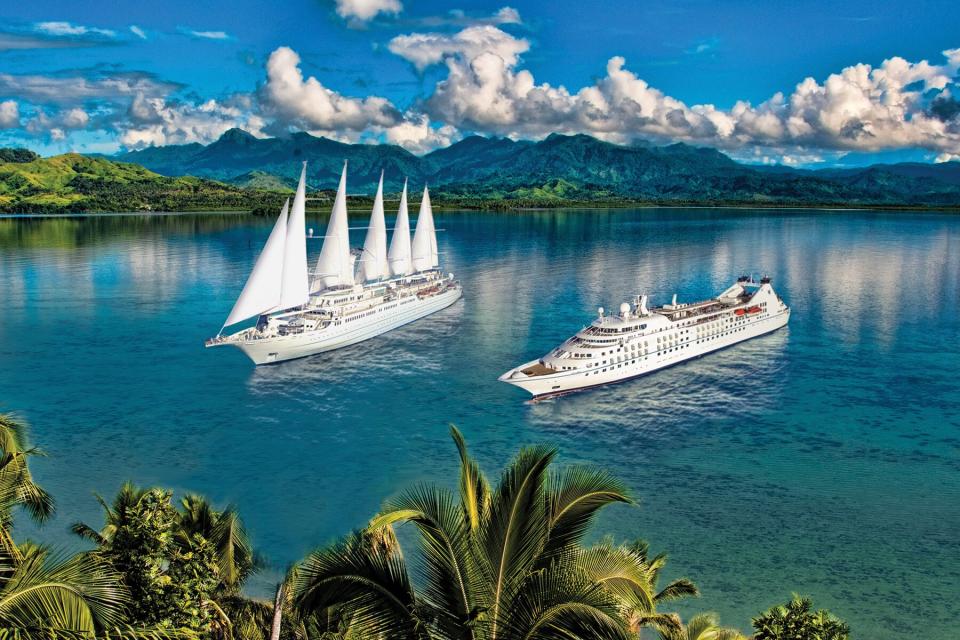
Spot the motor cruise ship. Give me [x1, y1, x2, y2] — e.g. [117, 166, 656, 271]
[206, 162, 462, 364]
[499, 277, 790, 398]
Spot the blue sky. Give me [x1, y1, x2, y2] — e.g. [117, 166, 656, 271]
[1, 0, 959, 166]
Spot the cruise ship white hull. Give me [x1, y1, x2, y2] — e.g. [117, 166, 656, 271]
[500, 279, 790, 398]
[220, 284, 461, 365]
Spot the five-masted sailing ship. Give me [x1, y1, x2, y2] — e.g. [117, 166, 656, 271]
[206, 162, 462, 364]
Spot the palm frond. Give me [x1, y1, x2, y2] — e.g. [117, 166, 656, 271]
[209, 505, 257, 590]
[478, 444, 554, 639]
[542, 466, 631, 561]
[579, 541, 659, 617]
[69, 523, 107, 546]
[655, 578, 699, 603]
[0, 544, 128, 633]
[372, 484, 478, 638]
[292, 530, 425, 639]
[685, 612, 721, 640]
[450, 425, 490, 533]
[0, 626, 198, 639]
[0, 415, 31, 457]
[501, 563, 632, 640]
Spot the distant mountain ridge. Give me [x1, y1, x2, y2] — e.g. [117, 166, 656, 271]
[114, 129, 960, 207]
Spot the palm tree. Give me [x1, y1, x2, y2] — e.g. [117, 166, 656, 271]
[70, 482, 150, 547]
[751, 596, 849, 640]
[177, 494, 261, 593]
[292, 425, 670, 640]
[0, 542, 128, 634]
[73, 486, 267, 638]
[0, 414, 54, 559]
[581, 539, 698, 636]
[658, 613, 746, 640]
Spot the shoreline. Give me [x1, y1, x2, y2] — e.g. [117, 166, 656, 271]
[3, 202, 960, 219]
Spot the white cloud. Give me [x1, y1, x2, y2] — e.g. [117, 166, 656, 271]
[389, 26, 960, 155]
[187, 29, 230, 40]
[935, 152, 960, 163]
[60, 107, 90, 128]
[130, 25, 147, 40]
[6, 29, 959, 160]
[176, 27, 231, 41]
[0, 71, 178, 104]
[388, 24, 529, 71]
[34, 21, 116, 38]
[335, 0, 402, 22]
[25, 107, 91, 139]
[261, 46, 401, 132]
[492, 7, 521, 24]
[411, 6, 522, 28]
[120, 95, 266, 148]
[380, 112, 459, 154]
[0, 100, 19, 128]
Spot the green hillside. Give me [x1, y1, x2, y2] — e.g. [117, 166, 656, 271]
[114, 130, 960, 209]
[5, 130, 960, 214]
[0, 153, 287, 214]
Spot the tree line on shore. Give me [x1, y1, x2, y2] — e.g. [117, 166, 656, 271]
[0, 413, 849, 639]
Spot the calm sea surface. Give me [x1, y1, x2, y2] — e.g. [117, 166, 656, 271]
[1, 209, 958, 638]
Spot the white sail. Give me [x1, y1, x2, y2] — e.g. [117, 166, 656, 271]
[311, 162, 354, 292]
[411, 185, 438, 272]
[276, 163, 310, 310]
[223, 199, 289, 328]
[358, 172, 390, 282]
[387, 178, 412, 277]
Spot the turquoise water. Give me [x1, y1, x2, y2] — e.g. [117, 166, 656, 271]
[1, 209, 958, 638]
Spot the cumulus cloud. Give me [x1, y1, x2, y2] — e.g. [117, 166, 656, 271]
[388, 24, 529, 71]
[34, 21, 116, 38]
[389, 26, 960, 156]
[335, 0, 402, 22]
[381, 112, 459, 154]
[0, 100, 19, 128]
[6, 26, 960, 160]
[25, 107, 91, 139]
[120, 94, 266, 148]
[261, 46, 401, 133]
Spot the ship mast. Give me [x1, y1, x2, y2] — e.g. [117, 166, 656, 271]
[358, 171, 390, 282]
[311, 162, 354, 292]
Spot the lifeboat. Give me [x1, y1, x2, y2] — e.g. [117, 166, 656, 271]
[734, 308, 746, 316]
[747, 306, 761, 314]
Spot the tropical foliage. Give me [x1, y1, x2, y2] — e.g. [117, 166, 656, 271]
[0, 153, 287, 214]
[291, 426, 697, 640]
[0, 415, 182, 638]
[71, 486, 264, 636]
[659, 613, 746, 640]
[751, 596, 849, 640]
[0, 411, 853, 639]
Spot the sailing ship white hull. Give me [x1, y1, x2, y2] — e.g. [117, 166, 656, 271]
[210, 161, 462, 367]
[219, 283, 462, 365]
[500, 279, 790, 399]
